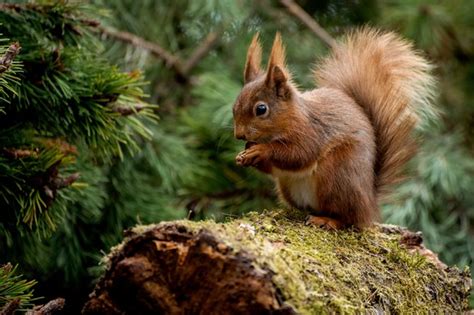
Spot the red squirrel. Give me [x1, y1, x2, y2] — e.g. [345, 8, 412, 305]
[233, 28, 435, 229]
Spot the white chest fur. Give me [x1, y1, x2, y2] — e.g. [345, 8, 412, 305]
[272, 163, 318, 210]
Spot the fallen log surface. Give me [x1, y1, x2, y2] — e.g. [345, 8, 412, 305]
[82, 210, 471, 314]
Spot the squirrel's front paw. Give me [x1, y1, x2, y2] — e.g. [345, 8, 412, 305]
[236, 145, 269, 167]
[235, 151, 247, 166]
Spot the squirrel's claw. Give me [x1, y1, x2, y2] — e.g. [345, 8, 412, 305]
[236, 145, 267, 167]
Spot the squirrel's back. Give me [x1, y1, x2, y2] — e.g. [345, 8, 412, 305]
[314, 27, 436, 200]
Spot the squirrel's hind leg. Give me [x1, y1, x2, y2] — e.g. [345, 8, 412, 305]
[314, 143, 378, 228]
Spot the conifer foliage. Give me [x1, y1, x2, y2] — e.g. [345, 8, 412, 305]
[0, 2, 154, 309]
[0, 263, 36, 313]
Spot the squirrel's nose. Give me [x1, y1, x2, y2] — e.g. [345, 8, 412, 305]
[234, 124, 246, 140]
[236, 133, 247, 141]
[234, 129, 247, 140]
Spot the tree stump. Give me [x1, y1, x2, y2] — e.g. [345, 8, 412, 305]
[82, 210, 471, 314]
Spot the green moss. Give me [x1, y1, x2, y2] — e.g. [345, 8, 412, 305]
[126, 209, 471, 314]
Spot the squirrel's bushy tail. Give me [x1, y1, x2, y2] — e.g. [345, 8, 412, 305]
[315, 27, 436, 200]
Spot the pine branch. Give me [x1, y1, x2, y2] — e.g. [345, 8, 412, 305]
[1, 148, 38, 159]
[0, 3, 40, 11]
[110, 104, 147, 116]
[54, 173, 80, 189]
[30, 161, 80, 209]
[98, 26, 221, 82]
[0, 3, 101, 29]
[26, 298, 65, 315]
[280, 0, 336, 48]
[181, 31, 221, 75]
[77, 18, 100, 27]
[0, 42, 20, 74]
[97, 25, 185, 75]
[0, 298, 20, 315]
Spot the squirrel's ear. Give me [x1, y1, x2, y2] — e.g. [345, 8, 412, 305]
[267, 65, 290, 98]
[244, 33, 262, 84]
[266, 33, 291, 98]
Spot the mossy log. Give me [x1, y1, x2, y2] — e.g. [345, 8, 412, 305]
[82, 210, 471, 314]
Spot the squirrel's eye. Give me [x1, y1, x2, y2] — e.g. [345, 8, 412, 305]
[255, 103, 267, 116]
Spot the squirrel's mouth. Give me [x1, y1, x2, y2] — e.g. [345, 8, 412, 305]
[245, 141, 257, 149]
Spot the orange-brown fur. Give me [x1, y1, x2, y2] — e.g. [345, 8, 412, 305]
[233, 29, 435, 228]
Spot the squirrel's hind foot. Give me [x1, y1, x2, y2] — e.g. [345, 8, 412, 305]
[305, 215, 344, 230]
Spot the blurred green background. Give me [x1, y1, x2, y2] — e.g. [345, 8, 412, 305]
[1, 0, 473, 311]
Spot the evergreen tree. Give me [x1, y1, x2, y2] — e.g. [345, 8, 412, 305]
[0, 1, 155, 309]
[1, 0, 472, 310]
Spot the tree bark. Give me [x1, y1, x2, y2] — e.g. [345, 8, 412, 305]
[82, 210, 471, 314]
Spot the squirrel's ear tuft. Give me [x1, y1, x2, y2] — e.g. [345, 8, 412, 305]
[244, 33, 262, 84]
[266, 32, 286, 70]
[265, 33, 291, 98]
